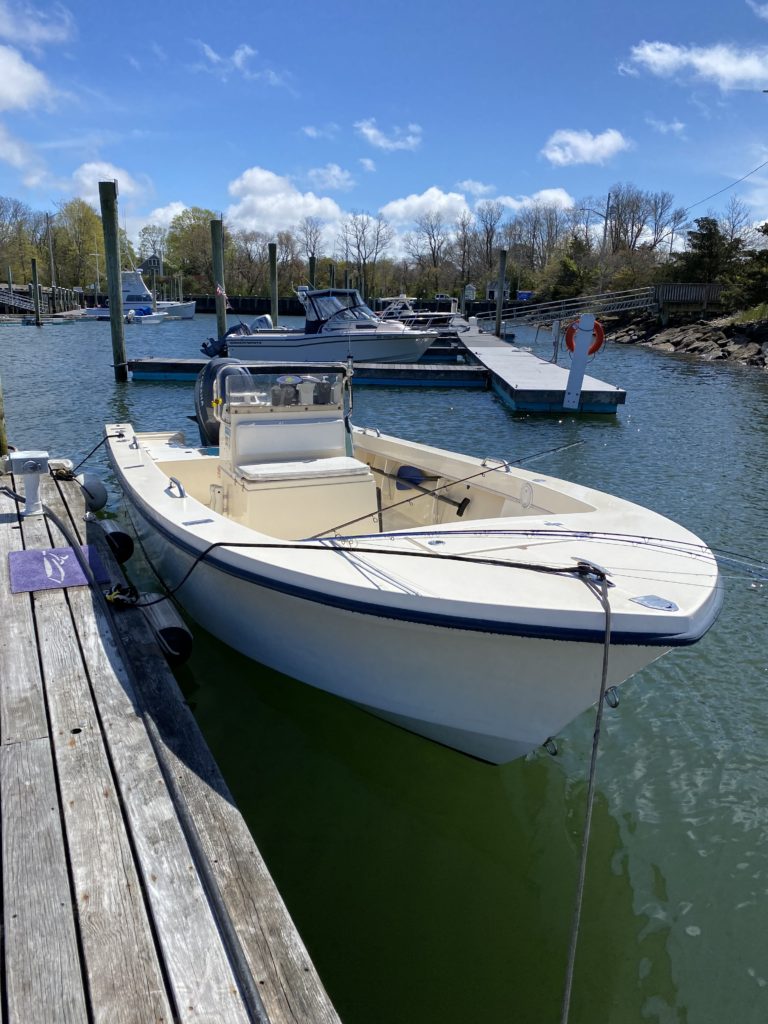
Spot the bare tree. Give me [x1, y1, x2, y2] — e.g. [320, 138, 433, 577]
[296, 215, 324, 262]
[337, 211, 394, 298]
[719, 195, 755, 246]
[607, 183, 653, 252]
[475, 200, 504, 271]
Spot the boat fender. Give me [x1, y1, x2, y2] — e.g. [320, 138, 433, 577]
[565, 320, 605, 356]
[140, 595, 193, 665]
[94, 518, 135, 563]
[76, 472, 108, 511]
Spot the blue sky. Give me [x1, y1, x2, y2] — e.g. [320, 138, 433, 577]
[3, 0, 768, 248]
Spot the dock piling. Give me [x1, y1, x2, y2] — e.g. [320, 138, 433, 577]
[495, 249, 507, 339]
[30, 259, 42, 327]
[98, 180, 128, 383]
[269, 242, 278, 326]
[211, 219, 228, 340]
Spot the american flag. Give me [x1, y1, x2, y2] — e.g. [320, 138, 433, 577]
[215, 283, 232, 309]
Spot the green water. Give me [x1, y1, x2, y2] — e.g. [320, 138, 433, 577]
[1, 316, 766, 1023]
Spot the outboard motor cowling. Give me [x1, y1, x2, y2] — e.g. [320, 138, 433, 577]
[193, 357, 251, 446]
[200, 320, 254, 358]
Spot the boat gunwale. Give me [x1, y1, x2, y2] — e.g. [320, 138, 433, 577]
[106, 429, 723, 648]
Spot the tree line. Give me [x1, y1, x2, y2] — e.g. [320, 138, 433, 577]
[1, 184, 766, 308]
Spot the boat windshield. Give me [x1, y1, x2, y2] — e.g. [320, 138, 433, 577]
[222, 369, 346, 410]
[303, 289, 378, 324]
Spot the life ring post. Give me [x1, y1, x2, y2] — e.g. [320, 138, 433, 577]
[563, 314, 601, 411]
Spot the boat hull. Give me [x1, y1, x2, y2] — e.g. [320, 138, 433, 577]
[227, 330, 434, 364]
[123, 498, 667, 763]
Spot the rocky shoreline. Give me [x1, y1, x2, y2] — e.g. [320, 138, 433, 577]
[608, 314, 768, 370]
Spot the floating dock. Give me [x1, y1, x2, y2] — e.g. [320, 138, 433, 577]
[461, 328, 626, 413]
[128, 356, 488, 387]
[127, 325, 625, 413]
[0, 468, 340, 1023]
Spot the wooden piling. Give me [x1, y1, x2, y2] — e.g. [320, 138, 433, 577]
[269, 242, 278, 326]
[308, 255, 316, 288]
[210, 219, 228, 340]
[30, 259, 42, 327]
[329, 262, 336, 288]
[98, 181, 128, 383]
[46, 213, 57, 314]
[0, 372, 8, 458]
[495, 248, 507, 339]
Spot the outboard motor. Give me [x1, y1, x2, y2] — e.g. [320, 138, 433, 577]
[193, 357, 252, 446]
[201, 320, 254, 358]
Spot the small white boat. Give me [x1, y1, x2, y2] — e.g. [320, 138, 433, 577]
[84, 270, 196, 320]
[377, 294, 465, 335]
[131, 310, 168, 324]
[106, 360, 722, 763]
[204, 287, 435, 363]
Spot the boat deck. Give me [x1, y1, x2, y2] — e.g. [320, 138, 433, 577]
[460, 327, 626, 413]
[0, 468, 340, 1023]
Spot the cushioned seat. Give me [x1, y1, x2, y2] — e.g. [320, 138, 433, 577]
[236, 456, 371, 484]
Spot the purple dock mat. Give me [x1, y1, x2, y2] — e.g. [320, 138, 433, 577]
[8, 544, 110, 593]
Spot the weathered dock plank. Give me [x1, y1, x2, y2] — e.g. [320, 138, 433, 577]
[35, 477, 250, 1024]
[20, 508, 178, 1024]
[0, 490, 48, 743]
[0, 462, 341, 1024]
[1, 737, 88, 1024]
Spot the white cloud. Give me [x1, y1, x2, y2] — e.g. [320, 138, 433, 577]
[380, 186, 469, 224]
[71, 161, 149, 207]
[192, 40, 286, 86]
[0, 121, 35, 169]
[307, 163, 355, 191]
[0, 1, 75, 51]
[359, 157, 376, 172]
[227, 166, 342, 234]
[456, 178, 495, 197]
[0, 43, 54, 110]
[628, 40, 768, 90]
[746, 0, 768, 20]
[302, 123, 339, 139]
[646, 116, 686, 136]
[146, 201, 188, 227]
[541, 128, 631, 166]
[496, 188, 575, 211]
[354, 118, 422, 151]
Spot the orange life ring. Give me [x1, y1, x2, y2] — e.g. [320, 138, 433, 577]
[565, 320, 605, 356]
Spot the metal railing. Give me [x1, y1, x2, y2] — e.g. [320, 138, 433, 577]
[0, 288, 49, 314]
[475, 287, 657, 328]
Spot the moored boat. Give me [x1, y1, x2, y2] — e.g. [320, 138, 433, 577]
[106, 359, 722, 763]
[203, 287, 435, 363]
[84, 269, 196, 320]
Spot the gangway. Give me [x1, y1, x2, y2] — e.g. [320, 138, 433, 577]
[476, 286, 657, 330]
[0, 287, 49, 314]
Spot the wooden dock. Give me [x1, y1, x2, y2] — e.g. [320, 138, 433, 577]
[461, 328, 626, 413]
[127, 356, 488, 387]
[1, 467, 340, 1023]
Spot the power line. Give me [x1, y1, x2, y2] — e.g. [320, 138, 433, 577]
[683, 157, 768, 214]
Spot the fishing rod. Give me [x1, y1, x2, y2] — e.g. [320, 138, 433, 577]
[313, 439, 585, 537]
